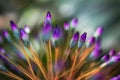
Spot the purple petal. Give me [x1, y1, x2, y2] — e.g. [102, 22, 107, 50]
[52, 26, 62, 40]
[10, 20, 18, 31]
[101, 54, 110, 62]
[0, 48, 5, 54]
[94, 27, 104, 38]
[90, 49, 101, 60]
[87, 36, 96, 47]
[72, 32, 79, 41]
[42, 23, 52, 34]
[109, 49, 116, 57]
[19, 28, 29, 41]
[80, 32, 87, 42]
[71, 18, 78, 27]
[2, 30, 10, 39]
[44, 11, 52, 26]
[24, 25, 30, 34]
[111, 75, 120, 80]
[63, 21, 69, 30]
[95, 39, 101, 50]
[46, 11, 51, 22]
[111, 56, 120, 62]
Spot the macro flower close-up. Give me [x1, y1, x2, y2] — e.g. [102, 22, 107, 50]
[0, 0, 120, 80]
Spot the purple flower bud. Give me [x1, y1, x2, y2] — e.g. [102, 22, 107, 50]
[42, 23, 52, 41]
[70, 32, 79, 48]
[2, 30, 11, 41]
[46, 11, 51, 22]
[52, 26, 62, 40]
[63, 21, 69, 30]
[94, 27, 104, 38]
[24, 25, 30, 34]
[71, 18, 78, 27]
[110, 56, 120, 63]
[90, 49, 101, 60]
[80, 32, 87, 42]
[87, 36, 96, 48]
[20, 28, 28, 41]
[10, 20, 18, 31]
[10, 20, 20, 39]
[72, 32, 79, 41]
[109, 49, 116, 57]
[42, 23, 52, 34]
[101, 54, 110, 63]
[111, 75, 120, 80]
[44, 12, 52, 26]
[0, 48, 5, 54]
[78, 32, 87, 48]
[94, 39, 101, 50]
[19, 28, 30, 47]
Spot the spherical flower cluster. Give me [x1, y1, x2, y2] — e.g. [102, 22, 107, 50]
[0, 12, 119, 80]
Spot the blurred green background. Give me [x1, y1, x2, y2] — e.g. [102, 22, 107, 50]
[0, 0, 120, 50]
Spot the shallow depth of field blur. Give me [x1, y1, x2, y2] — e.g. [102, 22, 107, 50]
[0, 0, 120, 79]
[0, 0, 120, 52]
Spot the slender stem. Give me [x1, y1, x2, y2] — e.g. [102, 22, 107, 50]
[58, 61, 85, 79]
[76, 67, 102, 80]
[21, 44, 36, 80]
[55, 47, 59, 71]
[68, 49, 80, 79]
[0, 71, 23, 80]
[55, 48, 71, 79]
[48, 41, 53, 79]
[46, 43, 50, 72]
[29, 47, 48, 80]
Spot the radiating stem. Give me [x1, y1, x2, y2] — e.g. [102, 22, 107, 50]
[55, 48, 71, 79]
[29, 47, 48, 80]
[76, 66, 102, 80]
[20, 43, 36, 80]
[68, 49, 80, 79]
[0, 71, 23, 80]
[48, 41, 53, 79]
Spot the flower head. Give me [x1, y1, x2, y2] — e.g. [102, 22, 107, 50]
[0, 11, 119, 80]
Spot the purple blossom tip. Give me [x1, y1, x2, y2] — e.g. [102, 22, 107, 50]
[52, 26, 62, 40]
[95, 39, 101, 50]
[44, 12, 52, 26]
[71, 18, 78, 27]
[0, 48, 5, 54]
[46, 11, 51, 19]
[72, 32, 79, 41]
[111, 56, 120, 63]
[42, 23, 52, 34]
[111, 75, 120, 80]
[10, 20, 18, 31]
[101, 54, 110, 62]
[90, 49, 101, 60]
[63, 21, 69, 30]
[109, 49, 116, 57]
[24, 25, 30, 34]
[46, 11, 51, 21]
[19, 28, 29, 41]
[70, 32, 79, 48]
[80, 32, 87, 42]
[87, 36, 96, 47]
[2, 30, 10, 39]
[94, 27, 104, 38]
